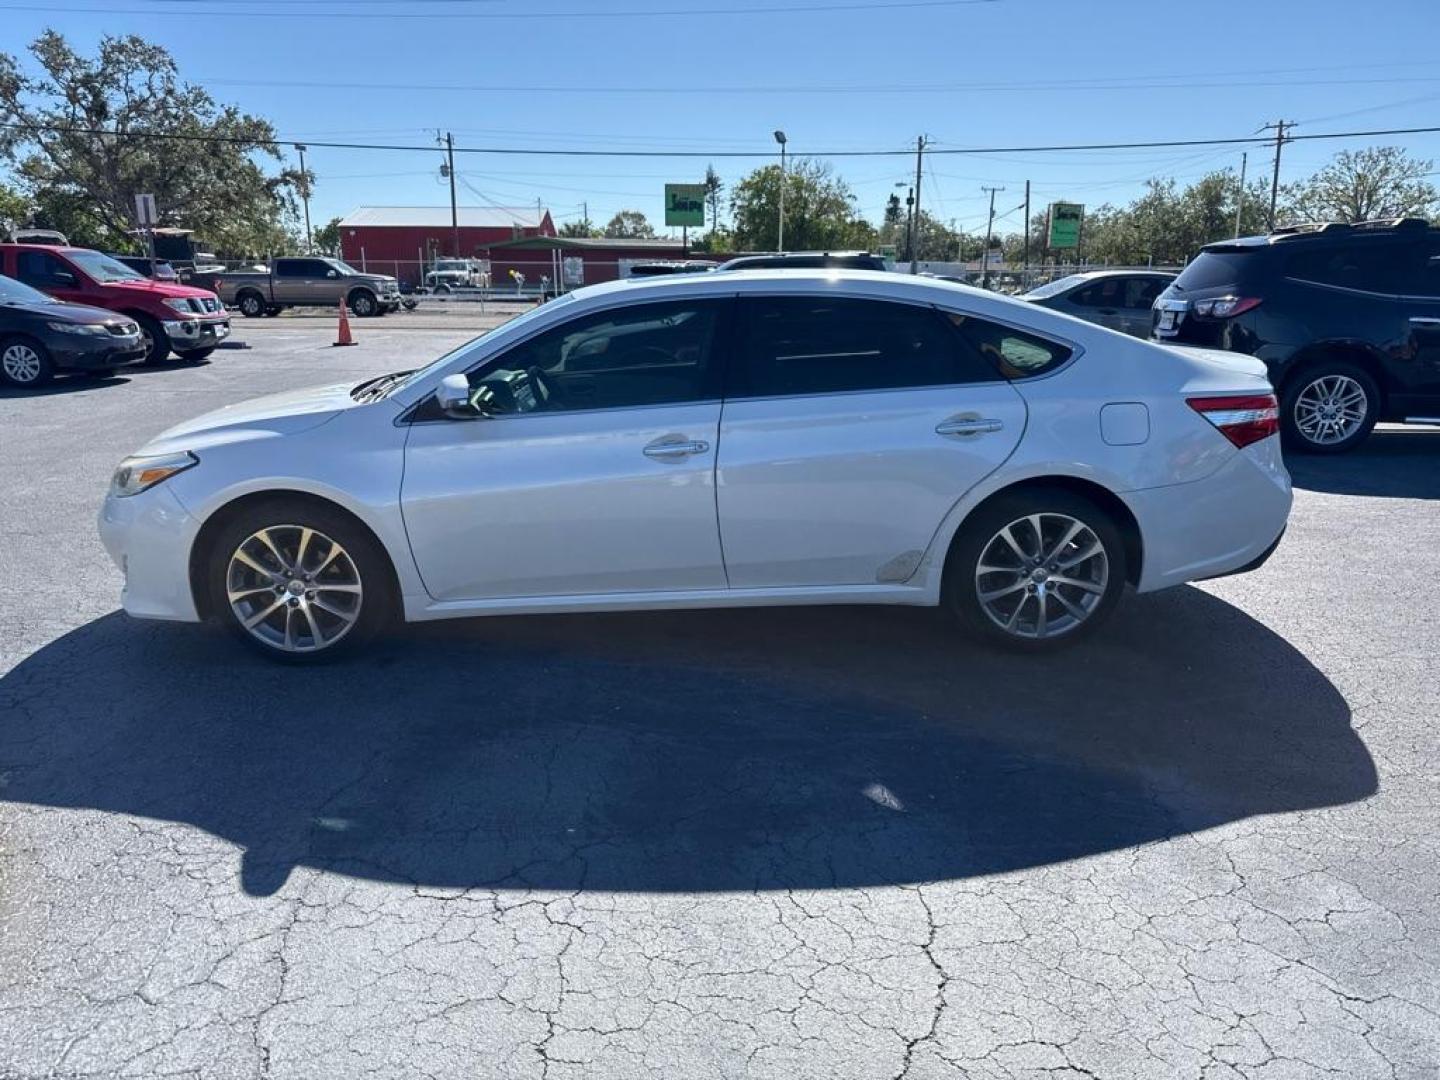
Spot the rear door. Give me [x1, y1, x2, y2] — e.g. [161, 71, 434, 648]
[1396, 237, 1440, 413]
[716, 294, 1028, 589]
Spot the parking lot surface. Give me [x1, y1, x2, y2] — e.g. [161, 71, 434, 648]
[2, 316, 1438, 1079]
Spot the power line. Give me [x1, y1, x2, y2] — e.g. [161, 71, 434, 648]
[0, 0, 1002, 19]
[2, 120, 1437, 160]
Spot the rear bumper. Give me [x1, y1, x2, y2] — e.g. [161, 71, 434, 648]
[1122, 437, 1292, 593]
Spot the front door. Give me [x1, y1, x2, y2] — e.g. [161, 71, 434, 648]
[11, 249, 88, 304]
[716, 295, 1031, 589]
[401, 298, 729, 601]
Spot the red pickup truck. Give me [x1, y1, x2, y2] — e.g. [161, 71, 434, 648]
[0, 244, 230, 363]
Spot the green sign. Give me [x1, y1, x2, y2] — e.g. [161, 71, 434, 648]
[1047, 202, 1084, 249]
[877, 244, 898, 260]
[664, 183, 706, 228]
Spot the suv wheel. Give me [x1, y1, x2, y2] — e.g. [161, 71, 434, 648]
[1281, 362, 1379, 454]
[135, 314, 170, 364]
[349, 290, 378, 317]
[944, 488, 1127, 651]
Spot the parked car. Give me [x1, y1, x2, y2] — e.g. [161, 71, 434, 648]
[626, 261, 719, 277]
[424, 259, 482, 292]
[717, 251, 890, 272]
[0, 243, 230, 364]
[1153, 218, 1440, 453]
[0, 273, 146, 387]
[213, 257, 402, 318]
[111, 255, 180, 282]
[99, 270, 1290, 661]
[1023, 270, 1175, 337]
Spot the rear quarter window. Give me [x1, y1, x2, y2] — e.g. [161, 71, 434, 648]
[945, 312, 1072, 379]
[1173, 251, 1263, 292]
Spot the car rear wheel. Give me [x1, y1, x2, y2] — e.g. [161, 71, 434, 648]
[207, 499, 395, 663]
[237, 292, 266, 318]
[1280, 362, 1379, 454]
[178, 347, 215, 363]
[135, 314, 170, 364]
[0, 337, 55, 388]
[944, 488, 1127, 651]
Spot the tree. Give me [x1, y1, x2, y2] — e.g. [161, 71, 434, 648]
[603, 209, 656, 239]
[0, 179, 30, 235]
[0, 31, 303, 256]
[1283, 147, 1437, 224]
[703, 164, 725, 235]
[730, 159, 873, 252]
[311, 216, 343, 256]
[558, 218, 601, 238]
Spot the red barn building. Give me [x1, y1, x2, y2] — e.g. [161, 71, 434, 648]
[337, 206, 555, 286]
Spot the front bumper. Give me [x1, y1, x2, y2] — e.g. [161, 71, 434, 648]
[163, 316, 232, 352]
[98, 486, 202, 622]
[51, 332, 146, 372]
[1121, 437, 1292, 593]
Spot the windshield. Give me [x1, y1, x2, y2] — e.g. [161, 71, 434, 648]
[328, 259, 360, 275]
[67, 250, 147, 283]
[0, 275, 57, 305]
[1022, 274, 1088, 300]
[393, 293, 578, 395]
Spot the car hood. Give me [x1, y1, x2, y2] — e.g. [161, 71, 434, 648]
[138, 381, 366, 456]
[0, 298, 125, 324]
[104, 278, 218, 302]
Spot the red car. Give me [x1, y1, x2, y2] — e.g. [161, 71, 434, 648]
[0, 244, 230, 364]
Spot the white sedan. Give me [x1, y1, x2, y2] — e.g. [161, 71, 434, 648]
[99, 270, 1291, 661]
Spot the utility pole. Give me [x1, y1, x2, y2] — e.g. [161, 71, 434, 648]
[909, 135, 926, 275]
[1022, 179, 1031, 282]
[439, 131, 459, 258]
[903, 187, 914, 264]
[1234, 151, 1248, 237]
[773, 130, 788, 252]
[980, 185, 1004, 289]
[1262, 120, 1294, 231]
[295, 144, 313, 253]
[582, 201, 588, 232]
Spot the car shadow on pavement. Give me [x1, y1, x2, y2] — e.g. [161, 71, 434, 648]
[0, 588, 1375, 897]
[0, 373, 132, 397]
[1288, 428, 1440, 499]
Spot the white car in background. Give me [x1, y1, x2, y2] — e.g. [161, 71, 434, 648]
[99, 270, 1291, 661]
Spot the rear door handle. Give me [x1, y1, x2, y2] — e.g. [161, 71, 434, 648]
[936, 418, 1004, 437]
[1409, 316, 1440, 326]
[643, 438, 710, 459]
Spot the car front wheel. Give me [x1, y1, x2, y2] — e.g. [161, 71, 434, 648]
[349, 290, 379, 317]
[945, 488, 1127, 651]
[207, 499, 395, 662]
[1280, 362, 1378, 454]
[0, 336, 55, 387]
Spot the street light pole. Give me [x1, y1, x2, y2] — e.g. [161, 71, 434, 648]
[295, 144, 313, 253]
[773, 129, 787, 252]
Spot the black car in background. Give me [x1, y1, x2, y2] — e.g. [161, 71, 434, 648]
[718, 251, 890, 272]
[1153, 218, 1440, 453]
[1022, 270, 1175, 337]
[0, 274, 145, 388]
[111, 255, 180, 281]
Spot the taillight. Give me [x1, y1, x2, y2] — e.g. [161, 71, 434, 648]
[1187, 394, 1279, 449]
[1193, 296, 1261, 318]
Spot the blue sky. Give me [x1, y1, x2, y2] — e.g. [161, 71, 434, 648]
[4, 0, 1439, 237]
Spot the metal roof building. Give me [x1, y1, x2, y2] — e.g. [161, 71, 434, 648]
[338, 205, 556, 284]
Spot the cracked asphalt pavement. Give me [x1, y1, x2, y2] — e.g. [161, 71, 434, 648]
[2, 316, 1438, 1078]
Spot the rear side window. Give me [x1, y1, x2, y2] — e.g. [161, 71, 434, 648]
[1284, 244, 1407, 294]
[946, 313, 1072, 379]
[1173, 251, 1262, 292]
[1071, 278, 1125, 308]
[731, 296, 999, 398]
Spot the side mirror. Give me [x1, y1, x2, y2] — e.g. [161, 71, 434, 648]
[326, 269, 338, 278]
[53, 271, 77, 287]
[435, 373, 479, 418]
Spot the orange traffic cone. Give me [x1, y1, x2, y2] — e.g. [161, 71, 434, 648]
[333, 297, 357, 347]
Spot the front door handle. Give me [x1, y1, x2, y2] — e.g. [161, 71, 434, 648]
[643, 438, 710, 459]
[936, 417, 1004, 437]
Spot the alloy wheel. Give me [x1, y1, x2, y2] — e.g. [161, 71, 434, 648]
[2, 343, 43, 383]
[974, 512, 1110, 640]
[225, 524, 363, 653]
[1293, 374, 1368, 446]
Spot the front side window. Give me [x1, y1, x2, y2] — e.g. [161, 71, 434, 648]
[945, 312, 1073, 379]
[14, 251, 77, 288]
[462, 300, 722, 415]
[1071, 278, 1124, 308]
[731, 296, 998, 398]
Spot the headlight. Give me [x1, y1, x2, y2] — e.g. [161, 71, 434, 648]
[110, 451, 198, 498]
[164, 297, 196, 314]
[47, 321, 109, 335]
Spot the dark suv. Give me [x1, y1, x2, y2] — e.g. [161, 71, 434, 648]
[1152, 218, 1440, 453]
[718, 251, 890, 272]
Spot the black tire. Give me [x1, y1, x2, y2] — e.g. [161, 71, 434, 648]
[0, 335, 56, 388]
[237, 291, 267, 318]
[1279, 361, 1379, 455]
[206, 497, 396, 664]
[348, 289, 379, 317]
[177, 347, 215, 363]
[134, 314, 171, 364]
[943, 487, 1128, 652]
[434, 283, 451, 295]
